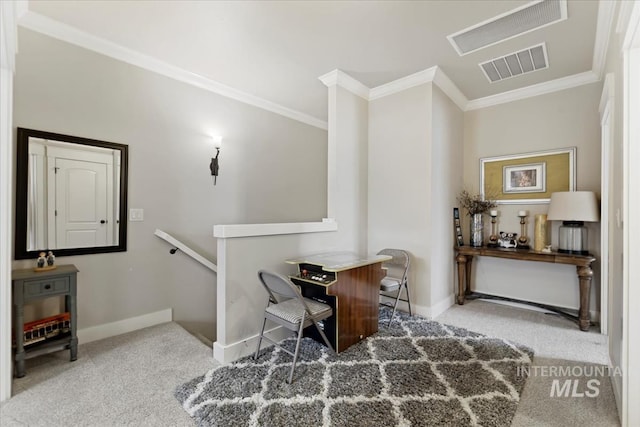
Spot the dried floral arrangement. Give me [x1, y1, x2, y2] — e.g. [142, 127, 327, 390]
[457, 189, 497, 215]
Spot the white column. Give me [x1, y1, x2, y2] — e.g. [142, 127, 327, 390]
[0, 0, 20, 403]
[319, 70, 370, 254]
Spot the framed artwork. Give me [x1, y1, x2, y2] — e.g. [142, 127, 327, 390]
[503, 162, 546, 193]
[480, 147, 576, 204]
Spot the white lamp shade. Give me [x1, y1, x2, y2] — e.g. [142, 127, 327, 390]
[546, 191, 600, 222]
[212, 135, 222, 149]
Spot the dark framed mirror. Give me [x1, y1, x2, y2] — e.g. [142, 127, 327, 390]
[15, 127, 128, 259]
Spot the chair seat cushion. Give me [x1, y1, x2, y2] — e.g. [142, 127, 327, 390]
[265, 297, 332, 325]
[381, 277, 401, 291]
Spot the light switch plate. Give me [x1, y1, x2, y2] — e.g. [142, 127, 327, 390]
[129, 208, 144, 222]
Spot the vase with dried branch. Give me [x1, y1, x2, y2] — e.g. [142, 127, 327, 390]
[457, 190, 497, 247]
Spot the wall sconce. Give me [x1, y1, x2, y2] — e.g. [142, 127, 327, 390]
[546, 191, 600, 254]
[209, 136, 222, 185]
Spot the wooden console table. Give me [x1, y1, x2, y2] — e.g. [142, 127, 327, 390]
[454, 247, 595, 331]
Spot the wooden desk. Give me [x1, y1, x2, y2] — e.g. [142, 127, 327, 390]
[454, 247, 595, 331]
[286, 252, 390, 352]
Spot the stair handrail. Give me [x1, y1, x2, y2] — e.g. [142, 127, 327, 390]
[154, 229, 217, 273]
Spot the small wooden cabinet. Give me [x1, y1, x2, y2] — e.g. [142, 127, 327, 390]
[12, 264, 78, 377]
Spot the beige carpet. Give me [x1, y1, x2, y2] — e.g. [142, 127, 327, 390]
[436, 300, 620, 427]
[1, 300, 620, 426]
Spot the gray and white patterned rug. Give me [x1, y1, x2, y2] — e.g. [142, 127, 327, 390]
[175, 308, 533, 426]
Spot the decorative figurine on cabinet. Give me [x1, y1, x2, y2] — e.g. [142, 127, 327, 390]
[36, 252, 46, 268]
[46, 251, 56, 267]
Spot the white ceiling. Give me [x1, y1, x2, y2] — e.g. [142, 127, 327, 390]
[22, 0, 603, 124]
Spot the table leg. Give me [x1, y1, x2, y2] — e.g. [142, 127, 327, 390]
[465, 256, 473, 295]
[456, 254, 467, 304]
[577, 265, 594, 331]
[14, 303, 25, 378]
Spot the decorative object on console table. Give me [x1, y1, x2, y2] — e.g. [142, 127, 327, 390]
[498, 232, 518, 248]
[488, 210, 499, 247]
[546, 191, 600, 255]
[534, 214, 548, 251]
[470, 214, 484, 247]
[517, 211, 530, 249]
[453, 208, 464, 247]
[456, 190, 497, 248]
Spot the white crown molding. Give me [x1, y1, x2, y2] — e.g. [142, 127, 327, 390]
[325, 65, 469, 113]
[616, 0, 633, 35]
[369, 67, 437, 100]
[318, 69, 369, 100]
[465, 70, 599, 111]
[622, 0, 640, 50]
[1, 1, 19, 71]
[432, 67, 469, 111]
[592, 0, 617, 79]
[599, 73, 614, 117]
[18, 11, 328, 131]
[15, 8, 616, 126]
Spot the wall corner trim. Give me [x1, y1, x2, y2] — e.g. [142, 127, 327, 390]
[213, 221, 338, 239]
[433, 67, 469, 111]
[318, 69, 370, 100]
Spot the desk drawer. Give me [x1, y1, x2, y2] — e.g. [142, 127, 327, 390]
[23, 277, 70, 299]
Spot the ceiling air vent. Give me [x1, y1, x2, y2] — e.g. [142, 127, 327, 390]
[480, 43, 549, 83]
[447, 0, 567, 56]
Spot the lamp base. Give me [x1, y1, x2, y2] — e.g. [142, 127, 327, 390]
[557, 221, 589, 255]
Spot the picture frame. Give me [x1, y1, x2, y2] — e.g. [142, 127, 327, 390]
[480, 147, 576, 204]
[503, 162, 546, 193]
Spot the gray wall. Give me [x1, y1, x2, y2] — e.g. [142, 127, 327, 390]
[12, 29, 327, 340]
[368, 84, 433, 308]
[368, 83, 463, 313]
[429, 86, 463, 307]
[463, 83, 602, 313]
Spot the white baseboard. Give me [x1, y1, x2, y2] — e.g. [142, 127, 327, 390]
[428, 294, 456, 318]
[215, 294, 456, 364]
[381, 293, 455, 319]
[213, 326, 290, 364]
[77, 308, 173, 345]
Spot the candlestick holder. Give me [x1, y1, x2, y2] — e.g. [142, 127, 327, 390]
[488, 212, 499, 247]
[518, 213, 530, 249]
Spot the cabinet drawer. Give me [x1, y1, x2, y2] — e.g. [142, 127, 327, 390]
[23, 277, 70, 299]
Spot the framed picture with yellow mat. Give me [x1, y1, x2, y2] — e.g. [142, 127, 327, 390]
[480, 147, 576, 204]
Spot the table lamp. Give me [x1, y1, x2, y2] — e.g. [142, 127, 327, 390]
[546, 191, 599, 255]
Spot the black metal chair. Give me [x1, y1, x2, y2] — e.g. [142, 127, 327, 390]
[254, 269, 335, 383]
[377, 249, 412, 326]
